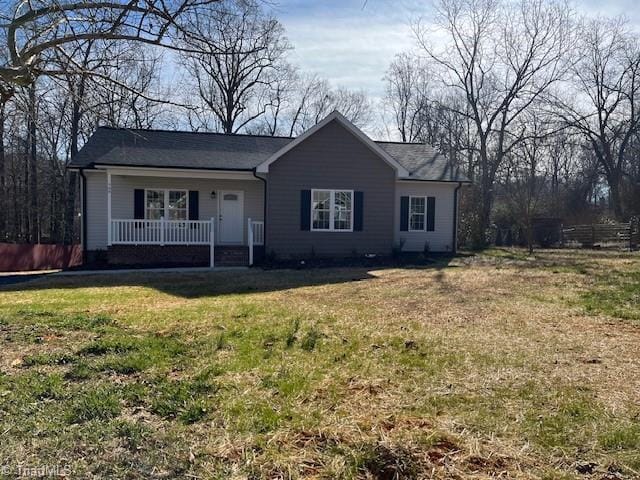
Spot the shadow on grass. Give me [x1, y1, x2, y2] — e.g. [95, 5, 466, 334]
[0, 255, 457, 299]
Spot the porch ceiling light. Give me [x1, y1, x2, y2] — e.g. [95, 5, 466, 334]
[210, 190, 216, 199]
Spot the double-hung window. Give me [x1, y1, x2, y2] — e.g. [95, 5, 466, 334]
[145, 189, 188, 220]
[409, 196, 426, 231]
[312, 189, 353, 231]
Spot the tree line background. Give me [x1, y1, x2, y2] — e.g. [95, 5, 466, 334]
[0, 0, 639, 249]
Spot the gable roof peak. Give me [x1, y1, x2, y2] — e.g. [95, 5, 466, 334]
[255, 110, 410, 177]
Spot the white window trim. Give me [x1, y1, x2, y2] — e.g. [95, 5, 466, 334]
[408, 195, 427, 232]
[144, 188, 189, 220]
[310, 188, 354, 232]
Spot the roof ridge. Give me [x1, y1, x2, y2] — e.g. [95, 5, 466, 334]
[375, 140, 426, 145]
[97, 126, 430, 145]
[97, 126, 295, 140]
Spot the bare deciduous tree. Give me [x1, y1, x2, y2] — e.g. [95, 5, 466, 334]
[284, 74, 371, 136]
[503, 112, 551, 253]
[245, 71, 372, 137]
[181, 0, 290, 133]
[557, 16, 640, 219]
[414, 0, 573, 245]
[384, 53, 431, 142]
[0, 0, 224, 86]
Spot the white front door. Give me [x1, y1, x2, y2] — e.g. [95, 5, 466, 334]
[219, 190, 244, 244]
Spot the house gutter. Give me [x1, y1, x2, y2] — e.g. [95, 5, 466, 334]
[253, 168, 268, 255]
[452, 181, 463, 254]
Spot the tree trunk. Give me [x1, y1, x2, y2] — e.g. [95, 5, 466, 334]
[0, 101, 5, 241]
[28, 84, 38, 243]
[477, 151, 493, 248]
[65, 115, 79, 244]
[65, 172, 78, 244]
[65, 76, 85, 245]
[23, 140, 29, 241]
[607, 170, 624, 220]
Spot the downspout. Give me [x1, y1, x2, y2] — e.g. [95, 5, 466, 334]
[452, 182, 463, 254]
[253, 168, 267, 257]
[79, 168, 88, 263]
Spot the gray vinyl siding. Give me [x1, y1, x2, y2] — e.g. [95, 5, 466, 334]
[266, 119, 396, 258]
[394, 181, 457, 252]
[85, 171, 108, 250]
[85, 173, 263, 250]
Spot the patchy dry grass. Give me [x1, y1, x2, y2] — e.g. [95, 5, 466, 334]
[0, 249, 639, 479]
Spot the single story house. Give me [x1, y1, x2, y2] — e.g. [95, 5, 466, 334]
[68, 111, 470, 267]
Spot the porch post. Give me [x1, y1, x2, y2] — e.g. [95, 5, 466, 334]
[160, 216, 165, 246]
[210, 217, 215, 268]
[248, 218, 253, 266]
[107, 171, 112, 246]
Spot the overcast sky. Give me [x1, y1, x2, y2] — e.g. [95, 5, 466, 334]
[271, 0, 640, 102]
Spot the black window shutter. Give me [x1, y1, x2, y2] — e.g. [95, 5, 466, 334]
[427, 196, 436, 231]
[354, 191, 364, 231]
[134, 189, 145, 219]
[300, 190, 311, 231]
[188, 191, 199, 220]
[400, 196, 409, 231]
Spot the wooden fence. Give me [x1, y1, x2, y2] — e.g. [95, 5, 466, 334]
[0, 243, 83, 272]
[561, 219, 640, 249]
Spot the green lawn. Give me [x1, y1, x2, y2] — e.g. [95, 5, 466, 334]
[0, 249, 639, 479]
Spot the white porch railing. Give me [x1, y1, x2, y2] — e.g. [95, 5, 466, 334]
[110, 218, 216, 267]
[251, 221, 264, 246]
[110, 218, 213, 245]
[247, 219, 264, 266]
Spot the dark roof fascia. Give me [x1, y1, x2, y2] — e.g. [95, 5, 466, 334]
[85, 163, 257, 173]
[71, 164, 472, 183]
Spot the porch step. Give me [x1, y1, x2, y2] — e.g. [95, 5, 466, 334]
[214, 246, 249, 267]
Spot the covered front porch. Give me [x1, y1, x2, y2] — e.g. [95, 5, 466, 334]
[89, 166, 265, 267]
[108, 217, 264, 267]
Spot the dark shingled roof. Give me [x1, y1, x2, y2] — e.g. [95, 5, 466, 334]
[69, 126, 469, 182]
[376, 141, 468, 182]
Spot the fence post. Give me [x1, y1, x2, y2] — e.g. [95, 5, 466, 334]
[210, 217, 215, 268]
[591, 225, 595, 247]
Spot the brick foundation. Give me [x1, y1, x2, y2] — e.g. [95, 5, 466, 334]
[97, 245, 264, 268]
[108, 245, 210, 267]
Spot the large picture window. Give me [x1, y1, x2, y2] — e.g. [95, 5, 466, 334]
[312, 189, 353, 231]
[145, 189, 188, 220]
